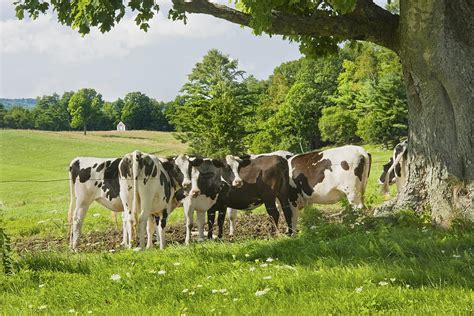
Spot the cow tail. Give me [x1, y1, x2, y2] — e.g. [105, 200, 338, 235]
[131, 151, 141, 238]
[362, 152, 371, 196]
[67, 163, 75, 241]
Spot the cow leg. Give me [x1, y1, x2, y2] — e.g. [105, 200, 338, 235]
[196, 210, 206, 242]
[184, 199, 194, 245]
[121, 211, 133, 248]
[154, 216, 161, 246]
[344, 188, 364, 210]
[227, 208, 237, 237]
[146, 216, 155, 249]
[158, 210, 168, 250]
[279, 199, 294, 236]
[217, 208, 226, 240]
[290, 205, 300, 235]
[70, 199, 92, 250]
[264, 201, 279, 235]
[207, 209, 216, 240]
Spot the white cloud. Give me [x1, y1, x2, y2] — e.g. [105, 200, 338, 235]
[0, 10, 231, 63]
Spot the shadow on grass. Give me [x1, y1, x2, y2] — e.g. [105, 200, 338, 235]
[233, 209, 474, 289]
[17, 253, 91, 274]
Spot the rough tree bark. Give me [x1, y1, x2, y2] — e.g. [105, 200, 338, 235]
[175, 0, 473, 224]
[377, 0, 473, 224]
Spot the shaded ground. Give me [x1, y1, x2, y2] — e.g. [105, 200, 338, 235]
[13, 213, 288, 252]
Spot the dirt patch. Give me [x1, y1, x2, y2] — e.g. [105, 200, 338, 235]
[12, 213, 289, 253]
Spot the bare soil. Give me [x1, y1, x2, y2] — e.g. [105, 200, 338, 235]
[12, 213, 288, 253]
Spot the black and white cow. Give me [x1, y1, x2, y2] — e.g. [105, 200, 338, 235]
[185, 155, 294, 244]
[285, 145, 371, 231]
[379, 140, 408, 194]
[119, 151, 189, 249]
[68, 157, 123, 250]
[68, 154, 190, 250]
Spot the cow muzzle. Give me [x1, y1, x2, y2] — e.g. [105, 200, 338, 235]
[232, 179, 243, 188]
[190, 189, 201, 198]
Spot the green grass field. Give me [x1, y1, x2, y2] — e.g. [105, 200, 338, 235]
[1, 130, 472, 314]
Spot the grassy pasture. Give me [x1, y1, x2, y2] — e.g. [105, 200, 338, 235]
[0, 130, 473, 314]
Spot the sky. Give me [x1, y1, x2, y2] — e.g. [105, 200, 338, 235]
[0, 0, 387, 102]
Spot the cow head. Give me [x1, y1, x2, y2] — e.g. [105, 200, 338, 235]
[188, 157, 225, 198]
[225, 155, 251, 188]
[379, 157, 396, 185]
[174, 154, 192, 191]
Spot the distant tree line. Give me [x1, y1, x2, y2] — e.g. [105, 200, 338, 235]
[1, 43, 407, 149]
[0, 91, 173, 134]
[170, 44, 407, 157]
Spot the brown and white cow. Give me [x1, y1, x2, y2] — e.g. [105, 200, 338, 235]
[379, 140, 408, 195]
[119, 151, 189, 249]
[286, 145, 371, 231]
[185, 155, 294, 244]
[226, 150, 294, 235]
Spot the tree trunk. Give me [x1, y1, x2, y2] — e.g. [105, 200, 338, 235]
[83, 124, 87, 136]
[376, 0, 473, 224]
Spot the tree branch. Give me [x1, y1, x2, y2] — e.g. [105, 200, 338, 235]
[172, 0, 399, 52]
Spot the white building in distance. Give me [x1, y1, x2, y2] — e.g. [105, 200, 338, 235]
[117, 121, 126, 131]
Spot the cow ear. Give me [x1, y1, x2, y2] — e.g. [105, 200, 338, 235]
[239, 158, 251, 168]
[189, 157, 203, 167]
[212, 159, 225, 168]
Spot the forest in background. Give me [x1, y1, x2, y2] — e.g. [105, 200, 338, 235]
[0, 42, 407, 155]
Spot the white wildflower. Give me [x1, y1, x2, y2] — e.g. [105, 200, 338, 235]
[173, 262, 181, 266]
[88, 311, 92, 314]
[232, 255, 236, 260]
[69, 309, 76, 313]
[406, 284, 411, 288]
[378, 281, 389, 286]
[441, 250, 445, 253]
[126, 272, 131, 278]
[452, 254, 461, 258]
[182, 289, 189, 293]
[211, 289, 218, 294]
[283, 265, 296, 271]
[254, 259, 260, 263]
[148, 270, 156, 274]
[249, 267, 256, 272]
[355, 287, 363, 293]
[266, 258, 274, 262]
[255, 288, 271, 296]
[263, 276, 272, 280]
[158, 270, 166, 275]
[109, 249, 115, 253]
[390, 278, 396, 282]
[38, 284, 45, 288]
[111, 274, 121, 281]
[207, 276, 212, 279]
[189, 291, 195, 296]
[245, 254, 250, 258]
[219, 289, 227, 293]
[196, 284, 203, 288]
[93, 213, 101, 217]
[38, 305, 47, 310]
[310, 225, 317, 230]
[260, 263, 268, 268]
[233, 298, 239, 302]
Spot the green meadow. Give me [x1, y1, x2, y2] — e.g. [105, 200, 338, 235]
[1, 130, 472, 314]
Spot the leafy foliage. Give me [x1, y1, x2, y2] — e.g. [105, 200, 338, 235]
[171, 49, 250, 157]
[68, 88, 104, 134]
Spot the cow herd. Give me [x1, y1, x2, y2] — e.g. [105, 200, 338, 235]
[68, 142, 408, 251]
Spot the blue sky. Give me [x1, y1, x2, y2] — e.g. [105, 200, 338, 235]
[0, 0, 387, 102]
